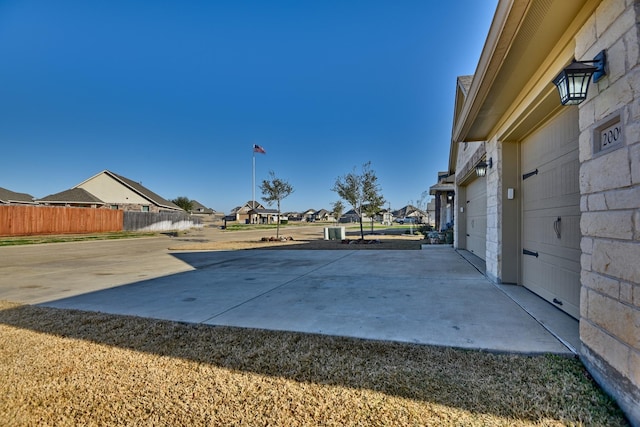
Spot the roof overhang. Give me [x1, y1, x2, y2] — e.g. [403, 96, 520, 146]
[429, 183, 455, 196]
[448, 76, 476, 173]
[451, 0, 599, 148]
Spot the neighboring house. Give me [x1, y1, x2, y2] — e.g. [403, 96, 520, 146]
[340, 209, 373, 224]
[38, 188, 105, 208]
[428, 171, 456, 231]
[73, 170, 182, 212]
[444, 0, 639, 422]
[0, 187, 37, 205]
[375, 208, 393, 225]
[340, 209, 359, 223]
[189, 200, 225, 222]
[340, 205, 390, 224]
[189, 200, 214, 215]
[392, 205, 428, 224]
[227, 201, 265, 224]
[313, 209, 333, 222]
[248, 208, 280, 224]
[283, 211, 303, 222]
[425, 199, 436, 228]
[301, 209, 316, 222]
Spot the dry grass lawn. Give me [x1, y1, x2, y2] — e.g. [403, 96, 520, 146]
[0, 300, 627, 426]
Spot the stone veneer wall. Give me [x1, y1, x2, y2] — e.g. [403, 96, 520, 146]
[485, 137, 501, 284]
[576, 0, 640, 423]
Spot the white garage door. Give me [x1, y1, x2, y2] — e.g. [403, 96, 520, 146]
[466, 176, 487, 260]
[521, 107, 581, 318]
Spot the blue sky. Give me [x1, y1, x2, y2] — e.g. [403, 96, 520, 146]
[0, 0, 497, 214]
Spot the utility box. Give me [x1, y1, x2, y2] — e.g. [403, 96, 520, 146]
[324, 226, 345, 240]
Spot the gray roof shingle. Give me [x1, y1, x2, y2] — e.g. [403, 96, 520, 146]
[190, 200, 214, 214]
[38, 188, 105, 204]
[0, 187, 36, 204]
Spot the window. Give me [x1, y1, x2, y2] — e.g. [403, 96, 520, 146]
[110, 205, 119, 210]
[141, 206, 150, 212]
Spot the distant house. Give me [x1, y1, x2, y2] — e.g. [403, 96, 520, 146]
[248, 208, 279, 224]
[38, 188, 106, 208]
[0, 187, 37, 205]
[340, 205, 393, 224]
[227, 201, 265, 224]
[301, 209, 316, 222]
[340, 209, 358, 223]
[392, 205, 427, 224]
[190, 200, 214, 215]
[313, 209, 334, 222]
[340, 209, 374, 224]
[73, 170, 182, 212]
[426, 199, 436, 228]
[189, 200, 224, 221]
[283, 211, 303, 222]
[377, 208, 393, 225]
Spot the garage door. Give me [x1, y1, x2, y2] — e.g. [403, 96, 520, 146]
[466, 176, 487, 260]
[521, 107, 581, 318]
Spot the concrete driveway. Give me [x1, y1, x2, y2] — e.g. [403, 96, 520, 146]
[0, 235, 578, 355]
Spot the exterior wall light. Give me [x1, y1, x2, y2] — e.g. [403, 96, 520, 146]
[475, 157, 492, 177]
[552, 50, 607, 105]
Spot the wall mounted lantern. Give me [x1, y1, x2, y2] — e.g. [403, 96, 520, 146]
[475, 157, 492, 177]
[552, 50, 607, 105]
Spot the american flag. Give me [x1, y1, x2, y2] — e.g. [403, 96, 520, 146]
[253, 144, 266, 154]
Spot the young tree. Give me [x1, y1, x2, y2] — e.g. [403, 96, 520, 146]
[364, 202, 384, 233]
[332, 200, 344, 224]
[332, 161, 384, 240]
[171, 196, 193, 212]
[260, 171, 294, 239]
[415, 190, 431, 224]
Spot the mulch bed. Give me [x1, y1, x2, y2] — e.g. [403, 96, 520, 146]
[169, 234, 426, 251]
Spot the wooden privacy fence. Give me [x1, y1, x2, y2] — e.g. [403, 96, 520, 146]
[123, 211, 202, 232]
[0, 205, 123, 237]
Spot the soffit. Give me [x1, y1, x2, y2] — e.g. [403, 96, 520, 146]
[454, 0, 591, 143]
[449, 76, 475, 173]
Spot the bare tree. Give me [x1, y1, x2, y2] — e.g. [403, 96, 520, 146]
[260, 171, 294, 238]
[332, 161, 384, 240]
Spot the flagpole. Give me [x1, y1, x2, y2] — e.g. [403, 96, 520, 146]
[251, 144, 265, 218]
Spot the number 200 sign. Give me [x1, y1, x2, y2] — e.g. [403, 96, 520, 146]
[600, 122, 622, 151]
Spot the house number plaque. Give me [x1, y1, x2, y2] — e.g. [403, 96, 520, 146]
[594, 115, 623, 154]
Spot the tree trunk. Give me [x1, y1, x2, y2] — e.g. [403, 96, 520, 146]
[276, 200, 281, 239]
[359, 216, 364, 240]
